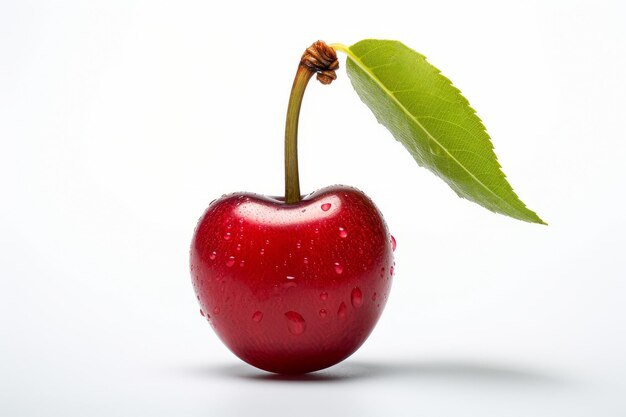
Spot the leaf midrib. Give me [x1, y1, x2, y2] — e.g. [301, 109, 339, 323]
[344, 48, 525, 217]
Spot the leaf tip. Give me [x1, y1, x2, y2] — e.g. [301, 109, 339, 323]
[521, 210, 548, 226]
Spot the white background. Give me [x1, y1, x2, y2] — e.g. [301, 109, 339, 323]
[1, 0, 625, 416]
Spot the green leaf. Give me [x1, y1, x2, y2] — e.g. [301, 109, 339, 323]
[337, 40, 545, 224]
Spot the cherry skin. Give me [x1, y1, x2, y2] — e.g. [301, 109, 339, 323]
[190, 185, 394, 374]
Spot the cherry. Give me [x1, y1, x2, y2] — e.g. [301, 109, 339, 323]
[190, 186, 394, 374]
[190, 41, 394, 373]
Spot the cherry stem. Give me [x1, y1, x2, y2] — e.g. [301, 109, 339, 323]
[284, 41, 339, 204]
[284, 66, 314, 204]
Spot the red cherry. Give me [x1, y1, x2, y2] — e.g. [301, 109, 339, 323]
[190, 185, 394, 374]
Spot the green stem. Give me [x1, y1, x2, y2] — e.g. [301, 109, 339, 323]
[284, 65, 314, 204]
[329, 43, 350, 55]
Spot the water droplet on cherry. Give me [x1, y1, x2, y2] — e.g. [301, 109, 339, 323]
[391, 235, 397, 251]
[239, 260, 245, 267]
[319, 309, 327, 319]
[226, 256, 235, 267]
[337, 302, 347, 320]
[223, 232, 231, 240]
[321, 203, 331, 211]
[199, 309, 205, 317]
[252, 311, 263, 322]
[338, 227, 348, 238]
[260, 248, 265, 255]
[390, 266, 394, 276]
[303, 257, 309, 264]
[213, 306, 220, 315]
[320, 291, 328, 301]
[351, 287, 363, 308]
[209, 251, 217, 260]
[334, 262, 343, 274]
[285, 311, 306, 335]
[372, 292, 377, 301]
[235, 243, 242, 251]
[286, 275, 295, 280]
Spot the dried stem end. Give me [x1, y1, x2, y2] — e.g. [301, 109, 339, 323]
[300, 41, 339, 85]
